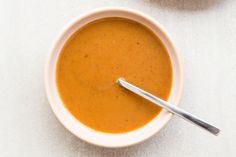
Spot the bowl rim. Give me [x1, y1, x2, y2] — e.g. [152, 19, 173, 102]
[45, 7, 184, 148]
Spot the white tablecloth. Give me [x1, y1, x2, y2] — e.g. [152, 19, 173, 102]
[0, 0, 235, 156]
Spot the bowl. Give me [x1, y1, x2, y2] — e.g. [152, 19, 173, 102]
[45, 7, 183, 148]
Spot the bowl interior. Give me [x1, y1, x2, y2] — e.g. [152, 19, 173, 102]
[45, 8, 183, 148]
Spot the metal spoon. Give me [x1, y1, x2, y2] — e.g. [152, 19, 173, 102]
[117, 78, 220, 136]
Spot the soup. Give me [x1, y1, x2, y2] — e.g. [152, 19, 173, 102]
[56, 18, 172, 133]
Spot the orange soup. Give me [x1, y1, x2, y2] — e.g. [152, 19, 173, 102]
[56, 18, 172, 133]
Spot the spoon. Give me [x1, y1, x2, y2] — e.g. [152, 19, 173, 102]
[117, 78, 220, 136]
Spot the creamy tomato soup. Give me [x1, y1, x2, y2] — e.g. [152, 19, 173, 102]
[56, 17, 173, 133]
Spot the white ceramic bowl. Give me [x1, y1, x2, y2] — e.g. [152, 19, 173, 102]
[45, 7, 183, 148]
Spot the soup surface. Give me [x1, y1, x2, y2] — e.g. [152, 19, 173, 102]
[56, 18, 172, 133]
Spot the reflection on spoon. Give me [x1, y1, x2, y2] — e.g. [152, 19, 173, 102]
[117, 78, 220, 136]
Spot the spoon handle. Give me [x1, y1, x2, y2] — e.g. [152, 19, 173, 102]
[117, 78, 220, 136]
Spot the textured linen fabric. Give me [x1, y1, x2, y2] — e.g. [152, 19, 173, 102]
[0, 0, 235, 156]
